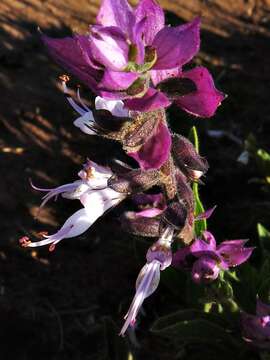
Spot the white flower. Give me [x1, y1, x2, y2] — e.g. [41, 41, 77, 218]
[119, 227, 174, 336]
[62, 81, 129, 135]
[23, 160, 125, 251]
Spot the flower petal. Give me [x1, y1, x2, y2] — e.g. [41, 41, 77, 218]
[95, 97, 129, 117]
[150, 67, 181, 87]
[90, 26, 129, 71]
[242, 312, 270, 347]
[42, 35, 100, 91]
[74, 112, 96, 135]
[99, 69, 139, 94]
[120, 261, 160, 336]
[124, 88, 171, 111]
[152, 17, 200, 70]
[131, 193, 166, 218]
[190, 231, 217, 255]
[129, 18, 146, 64]
[80, 188, 124, 218]
[217, 242, 254, 268]
[136, 208, 163, 218]
[27, 208, 94, 248]
[128, 120, 171, 170]
[195, 206, 216, 221]
[31, 181, 80, 209]
[135, 0, 165, 45]
[192, 256, 220, 284]
[218, 239, 249, 247]
[176, 66, 225, 118]
[96, 0, 135, 39]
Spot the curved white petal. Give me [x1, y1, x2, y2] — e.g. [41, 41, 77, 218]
[80, 188, 124, 218]
[120, 261, 161, 336]
[74, 112, 96, 135]
[95, 96, 129, 117]
[27, 208, 94, 248]
[62, 182, 89, 199]
[135, 262, 160, 298]
[77, 160, 113, 189]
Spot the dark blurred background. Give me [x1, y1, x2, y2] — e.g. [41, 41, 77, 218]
[0, 0, 270, 359]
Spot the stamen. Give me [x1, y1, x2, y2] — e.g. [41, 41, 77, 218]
[60, 78, 86, 116]
[59, 74, 70, 83]
[76, 87, 90, 112]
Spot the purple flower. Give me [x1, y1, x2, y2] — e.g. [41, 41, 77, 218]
[131, 193, 166, 218]
[42, 0, 224, 115]
[120, 226, 174, 336]
[20, 160, 125, 251]
[173, 231, 254, 283]
[120, 193, 167, 237]
[242, 299, 270, 349]
[191, 256, 220, 284]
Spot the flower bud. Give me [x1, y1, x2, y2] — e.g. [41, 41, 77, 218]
[172, 134, 208, 181]
[120, 211, 161, 237]
[161, 201, 187, 230]
[175, 169, 194, 211]
[108, 168, 160, 194]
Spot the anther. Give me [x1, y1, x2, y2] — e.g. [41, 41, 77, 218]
[59, 74, 70, 83]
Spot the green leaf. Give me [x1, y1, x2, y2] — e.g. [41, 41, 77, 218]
[188, 126, 207, 236]
[151, 309, 227, 332]
[258, 223, 270, 254]
[151, 316, 238, 349]
[193, 182, 207, 236]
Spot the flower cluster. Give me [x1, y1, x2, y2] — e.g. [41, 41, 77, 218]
[20, 0, 254, 336]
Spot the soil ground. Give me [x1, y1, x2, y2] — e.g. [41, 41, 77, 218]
[0, 0, 270, 359]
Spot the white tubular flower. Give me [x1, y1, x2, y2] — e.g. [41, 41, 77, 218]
[120, 227, 174, 336]
[21, 160, 125, 251]
[62, 80, 129, 135]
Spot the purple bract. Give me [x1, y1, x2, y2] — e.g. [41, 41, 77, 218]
[42, 0, 224, 115]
